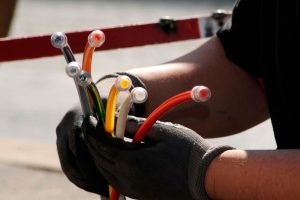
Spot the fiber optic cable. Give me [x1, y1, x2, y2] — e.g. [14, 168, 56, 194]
[115, 87, 148, 139]
[105, 75, 132, 135]
[51, 32, 109, 200]
[82, 30, 105, 75]
[80, 30, 112, 200]
[88, 82, 106, 123]
[77, 69, 106, 124]
[132, 86, 211, 143]
[111, 87, 147, 200]
[50, 32, 75, 63]
[104, 75, 132, 200]
[51, 32, 92, 116]
[81, 30, 106, 123]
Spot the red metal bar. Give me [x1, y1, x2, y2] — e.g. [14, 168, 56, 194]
[0, 17, 200, 62]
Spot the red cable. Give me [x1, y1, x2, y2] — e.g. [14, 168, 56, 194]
[110, 92, 192, 200]
[110, 189, 120, 200]
[132, 86, 211, 143]
[132, 91, 191, 143]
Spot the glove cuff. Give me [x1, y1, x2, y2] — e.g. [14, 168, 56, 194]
[96, 72, 147, 117]
[189, 144, 234, 200]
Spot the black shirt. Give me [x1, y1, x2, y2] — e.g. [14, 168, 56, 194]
[217, 0, 300, 149]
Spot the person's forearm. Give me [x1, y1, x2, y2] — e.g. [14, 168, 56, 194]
[205, 149, 300, 200]
[128, 37, 269, 137]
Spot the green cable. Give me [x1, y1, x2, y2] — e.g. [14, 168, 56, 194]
[87, 82, 106, 124]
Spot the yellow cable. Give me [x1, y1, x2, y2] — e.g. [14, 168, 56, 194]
[109, 185, 113, 198]
[105, 75, 132, 135]
[105, 86, 119, 134]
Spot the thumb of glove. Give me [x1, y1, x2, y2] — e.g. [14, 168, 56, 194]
[124, 115, 145, 139]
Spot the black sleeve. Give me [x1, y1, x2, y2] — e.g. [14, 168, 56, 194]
[218, 0, 300, 149]
[217, 0, 263, 77]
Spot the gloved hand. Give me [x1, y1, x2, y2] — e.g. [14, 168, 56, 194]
[55, 71, 145, 196]
[82, 115, 233, 200]
[56, 106, 109, 196]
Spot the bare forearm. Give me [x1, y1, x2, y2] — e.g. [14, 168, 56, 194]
[205, 149, 300, 200]
[128, 37, 269, 137]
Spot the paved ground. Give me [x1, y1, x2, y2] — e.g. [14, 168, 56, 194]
[0, 164, 99, 200]
[0, 138, 137, 200]
[0, 138, 99, 200]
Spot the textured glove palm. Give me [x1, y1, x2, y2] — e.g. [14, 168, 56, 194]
[82, 116, 232, 200]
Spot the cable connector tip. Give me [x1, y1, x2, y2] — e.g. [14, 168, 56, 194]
[88, 30, 105, 48]
[51, 32, 67, 48]
[66, 61, 80, 77]
[131, 87, 148, 104]
[115, 75, 132, 91]
[191, 86, 211, 102]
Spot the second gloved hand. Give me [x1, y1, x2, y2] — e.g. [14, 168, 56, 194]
[82, 116, 233, 200]
[56, 107, 109, 196]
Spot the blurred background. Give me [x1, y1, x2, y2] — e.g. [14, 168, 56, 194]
[0, 0, 276, 199]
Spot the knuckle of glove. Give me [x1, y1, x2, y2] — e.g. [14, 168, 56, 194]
[56, 107, 83, 137]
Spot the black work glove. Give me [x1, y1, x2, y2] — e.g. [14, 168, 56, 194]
[82, 116, 233, 200]
[56, 106, 109, 196]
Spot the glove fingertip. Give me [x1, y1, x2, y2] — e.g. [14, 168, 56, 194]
[82, 116, 98, 134]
